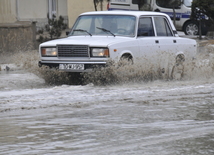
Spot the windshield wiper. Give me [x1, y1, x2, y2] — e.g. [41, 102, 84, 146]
[73, 29, 92, 36]
[96, 27, 115, 37]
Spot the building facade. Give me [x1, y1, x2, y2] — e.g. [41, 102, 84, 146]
[0, 0, 108, 52]
[0, 0, 110, 29]
[0, 0, 68, 29]
[0, 0, 17, 23]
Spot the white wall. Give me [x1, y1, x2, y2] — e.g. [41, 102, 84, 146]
[58, 0, 67, 17]
[17, 0, 68, 29]
[18, 0, 48, 20]
[0, 0, 17, 23]
[67, 0, 108, 28]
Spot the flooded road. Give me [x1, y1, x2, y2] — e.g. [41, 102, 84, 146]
[0, 42, 214, 154]
[0, 70, 214, 154]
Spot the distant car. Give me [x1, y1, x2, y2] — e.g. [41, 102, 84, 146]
[39, 11, 197, 79]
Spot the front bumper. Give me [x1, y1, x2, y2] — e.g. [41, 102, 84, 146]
[38, 61, 106, 72]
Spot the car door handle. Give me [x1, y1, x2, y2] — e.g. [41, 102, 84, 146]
[173, 40, 177, 43]
[155, 40, 159, 44]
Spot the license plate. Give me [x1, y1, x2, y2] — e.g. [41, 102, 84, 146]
[59, 64, 84, 70]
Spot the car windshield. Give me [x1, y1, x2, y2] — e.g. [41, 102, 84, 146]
[70, 15, 136, 37]
[183, 0, 192, 7]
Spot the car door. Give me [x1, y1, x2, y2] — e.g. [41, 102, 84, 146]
[153, 16, 178, 72]
[137, 16, 159, 67]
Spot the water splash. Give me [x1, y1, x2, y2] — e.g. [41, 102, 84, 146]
[1, 41, 214, 86]
[82, 60, 164, 85]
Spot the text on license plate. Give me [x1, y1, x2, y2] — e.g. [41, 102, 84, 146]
[59, 64, 84, 70]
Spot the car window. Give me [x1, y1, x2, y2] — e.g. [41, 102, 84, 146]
[71, 15, 136, 37]
[72, 16, 94, 33]
[154, 17, 173, 36]
[138, 17, 154, 37]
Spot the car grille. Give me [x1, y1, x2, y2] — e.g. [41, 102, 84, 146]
[57, 45, 89, 57]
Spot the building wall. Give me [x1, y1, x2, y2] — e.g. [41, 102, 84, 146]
[17, 0, 48, 28]
[0, 22, 37, 53]
[67, 0, 108, 28]
[18, 0, 68, 29]
[0, 0, 17, 23]
[18, 0, 67, 20]
[0, 0, 68, 52]
[18, 0, 48, 20]
[0, 0, 105, 28]
[58, 0, 68, 17]
[57, 0, 68, 27]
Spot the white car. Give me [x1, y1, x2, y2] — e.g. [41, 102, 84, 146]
[39, 11, 197, 79]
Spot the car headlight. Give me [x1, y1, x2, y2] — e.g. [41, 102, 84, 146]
[91, 48, 109, 57]
[41, 47, 57, 57]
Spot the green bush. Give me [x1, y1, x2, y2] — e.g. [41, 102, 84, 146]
[37, 15, 67, 43]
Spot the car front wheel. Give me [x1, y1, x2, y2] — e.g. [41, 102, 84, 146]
[119, 54, 133, 66]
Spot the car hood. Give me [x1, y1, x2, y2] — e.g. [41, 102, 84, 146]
[40, 36, 134, 47]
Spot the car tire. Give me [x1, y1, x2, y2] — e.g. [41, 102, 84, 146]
[184, 21, 199, 35]
[119, 54, 133, 66]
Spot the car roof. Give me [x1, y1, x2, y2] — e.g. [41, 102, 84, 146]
[80, 10, 168, 17]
